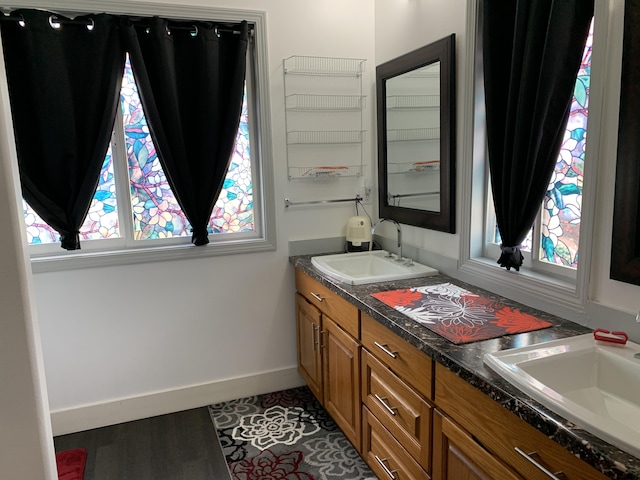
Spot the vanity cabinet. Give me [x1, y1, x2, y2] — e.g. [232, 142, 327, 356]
[434, 364, 609, 480]
[294, 270, 361, 451]
[293, 266, 616, 480]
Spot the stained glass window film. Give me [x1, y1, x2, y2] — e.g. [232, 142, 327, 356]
[24, 55, 254, 245]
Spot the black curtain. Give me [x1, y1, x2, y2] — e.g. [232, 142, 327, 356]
[1, 10, 125, 250]
[121, 17, 248, 246]
[482, 0, 593, 270]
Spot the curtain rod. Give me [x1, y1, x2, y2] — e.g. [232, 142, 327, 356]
[0, 12, 254, 35]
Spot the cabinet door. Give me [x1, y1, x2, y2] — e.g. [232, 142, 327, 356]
[322, 315, 361, 452]
[432, 409, 522, 480]
[296, 293, 323, 402]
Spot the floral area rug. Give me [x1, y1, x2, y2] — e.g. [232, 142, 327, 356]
[208, 386, 376, 480]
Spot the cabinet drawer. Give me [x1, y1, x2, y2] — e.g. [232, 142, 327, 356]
[435, 364, 609, 480]
[361, 312, 434, 400]
[362, 349, 432, 473]
[363, 406, 430, 480]
[295, 270, 359, 338]
[432, 409, 522, 480]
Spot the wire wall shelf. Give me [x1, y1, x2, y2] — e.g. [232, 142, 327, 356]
[288, 165, 364, 179]
[388, 160, 440, 174]
[285, 94, 366, 110]
[284, 55, 367, 182]
[387, 94, 439, 109]
[387, 127, 440, 142]
[405, 64, 440, 78]
[284, 55, 366, 76]
[287, 130, 365, 145]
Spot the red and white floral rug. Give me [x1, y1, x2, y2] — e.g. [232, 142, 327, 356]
[209, 387, 375, 480]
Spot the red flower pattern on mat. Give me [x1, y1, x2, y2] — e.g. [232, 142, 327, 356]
[229, 449, 313, 480]
[492, 307, 552, 333]
[372, 282, 553, 344]
[372, 289, 422, 307]
[435, 323, 489, 344]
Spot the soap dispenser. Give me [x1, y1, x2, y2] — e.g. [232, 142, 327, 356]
[345, 216, 372, 252]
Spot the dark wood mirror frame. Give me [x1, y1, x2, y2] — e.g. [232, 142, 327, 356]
[376, 34, 456, 233]
[611, 1, 640, 285]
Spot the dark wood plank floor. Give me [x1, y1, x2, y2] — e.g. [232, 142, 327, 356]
[54, 407, 230, 480]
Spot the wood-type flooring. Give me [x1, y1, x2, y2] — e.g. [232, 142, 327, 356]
[54, 407, 230, 480]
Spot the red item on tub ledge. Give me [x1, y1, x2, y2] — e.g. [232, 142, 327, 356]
[593, 328, 629, 345]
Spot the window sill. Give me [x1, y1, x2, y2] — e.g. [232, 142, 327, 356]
[29, 236, 276, 273]
[457, 256, 587, 324]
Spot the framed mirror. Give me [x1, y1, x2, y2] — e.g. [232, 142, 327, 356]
[376, 34, 455, 232]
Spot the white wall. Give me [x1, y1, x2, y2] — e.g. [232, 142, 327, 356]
[375, 0, 640, 335]
[374, 0, 467, 261]
[0, 41, 57, 478]
[5, 0, 640, 446]
[2, 0, 377, 434]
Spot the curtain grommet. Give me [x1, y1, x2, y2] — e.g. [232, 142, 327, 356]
[48, 15, 61, 29]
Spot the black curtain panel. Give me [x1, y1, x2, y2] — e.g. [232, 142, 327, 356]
[121, 17, 248, 246]
[1, 10, 125, 250]
[482, 0, 593, 271]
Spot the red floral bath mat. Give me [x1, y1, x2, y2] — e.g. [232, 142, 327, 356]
[371, 283, 553, 344]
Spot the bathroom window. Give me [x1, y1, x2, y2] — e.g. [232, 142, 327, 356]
[460, 0, 603, 315]
[13, 5, 275, 271]
[24, 56, 255, 244]
[486, 19, 593, 277]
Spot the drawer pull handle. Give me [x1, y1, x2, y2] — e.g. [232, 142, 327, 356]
[374, 455, 397, 479]
[319, 330, 326, 349]
[374, 394, 398, 416]
[515, 447, 566, 479]
[374, 341, 398, 359]
[310, 292, 325, 302]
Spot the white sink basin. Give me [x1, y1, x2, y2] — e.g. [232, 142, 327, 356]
[311, 250, 439, 285]
[484, 333, 640, 457]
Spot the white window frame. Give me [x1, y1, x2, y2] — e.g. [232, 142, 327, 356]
[457, 0, 607, 321]
[4, 0, 276, 273]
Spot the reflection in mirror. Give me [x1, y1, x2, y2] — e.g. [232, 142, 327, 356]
[377, 34, 455, 232]
[386, 61, 441, 212]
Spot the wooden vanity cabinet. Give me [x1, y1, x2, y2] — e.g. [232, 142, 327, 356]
[295, 271, 361, 451]
[434, 364, 609, 480]
[294, 267, 613, 480]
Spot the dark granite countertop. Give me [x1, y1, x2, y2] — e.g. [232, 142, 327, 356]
[290, 254, 640, 480]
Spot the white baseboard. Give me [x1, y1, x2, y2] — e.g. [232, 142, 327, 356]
[50, 367, 304, 436]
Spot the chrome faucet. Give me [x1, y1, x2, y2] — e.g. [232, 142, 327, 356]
[370, 218, 403, 261]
